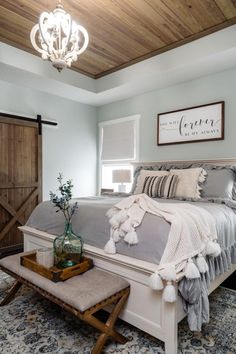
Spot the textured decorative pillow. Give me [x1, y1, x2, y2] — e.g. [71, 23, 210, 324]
[142, 174, 179, 198]
[201, 169, 235, 199]
[133, 169, 169, 194]
[170, 168, 206, 199]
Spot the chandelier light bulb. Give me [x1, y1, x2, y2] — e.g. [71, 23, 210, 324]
[30, 1, 89, 72]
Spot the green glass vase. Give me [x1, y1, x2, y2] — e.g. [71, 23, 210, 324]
[53, 221, 84, 268]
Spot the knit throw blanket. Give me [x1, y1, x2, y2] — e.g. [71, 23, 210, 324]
[104, 194, 221, 303]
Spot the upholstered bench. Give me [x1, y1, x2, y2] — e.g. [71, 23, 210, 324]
[0, 252, 130, 354]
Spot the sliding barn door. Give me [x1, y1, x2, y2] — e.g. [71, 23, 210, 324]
[0, 115, 42, 256]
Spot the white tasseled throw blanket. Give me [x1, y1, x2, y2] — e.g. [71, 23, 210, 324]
[104, 194, 221, 302]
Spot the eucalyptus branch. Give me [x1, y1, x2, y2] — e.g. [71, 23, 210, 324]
[50, 173, 78, 223]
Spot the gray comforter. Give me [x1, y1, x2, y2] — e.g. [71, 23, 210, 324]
[27, 195, 236, 264]
[26, 195, 236, 331]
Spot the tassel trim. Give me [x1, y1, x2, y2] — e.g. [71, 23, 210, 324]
[199, 168, 207, 183]
[196, 254, 209, 273]
[149, 272, 164, 290]
[196, 168, 207, 198]
[104, 239, 116, 254]
[112, 229, 120, 242]
[185, 258, 200, 279]
[163, 281, 176, 303]
[160, 265, 176, 281]
[124, 229, 138, 245]
[205, 240, 221, 257]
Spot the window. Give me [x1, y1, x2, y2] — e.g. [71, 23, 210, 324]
[99, 115, 140, 193]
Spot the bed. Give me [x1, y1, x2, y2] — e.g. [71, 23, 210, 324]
[19, 158, 236, 354]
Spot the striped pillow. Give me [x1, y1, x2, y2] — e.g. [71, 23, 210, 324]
[142, 174, 179, 198]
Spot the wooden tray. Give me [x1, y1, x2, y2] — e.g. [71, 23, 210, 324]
[20, 253, 93, 283]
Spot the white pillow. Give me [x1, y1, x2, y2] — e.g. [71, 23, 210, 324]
[170, 168, 207, 199]
[133, 169, 169, 194]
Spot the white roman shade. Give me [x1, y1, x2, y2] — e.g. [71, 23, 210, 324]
[101, 119, 137, 161]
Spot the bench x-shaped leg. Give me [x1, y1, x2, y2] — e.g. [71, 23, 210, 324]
[0, 280, 22, 306]
[84, 289, 130, 354]
[0, 267, 130, 354]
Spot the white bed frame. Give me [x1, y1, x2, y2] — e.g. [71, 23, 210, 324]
[20, 158, 236, 354]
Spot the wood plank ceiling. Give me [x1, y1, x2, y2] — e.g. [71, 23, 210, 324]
[0, 0, 236, 78]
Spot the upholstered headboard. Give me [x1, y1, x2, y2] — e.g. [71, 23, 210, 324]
[132, 157, 236, 169]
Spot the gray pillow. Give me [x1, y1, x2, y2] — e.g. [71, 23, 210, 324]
[201, 169, 235, 199]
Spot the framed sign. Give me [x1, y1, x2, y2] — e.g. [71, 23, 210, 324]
[157, 101, 224, 146]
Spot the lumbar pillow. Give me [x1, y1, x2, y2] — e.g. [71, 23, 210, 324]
[133, 169, 169, 194]
[142, 174, 179, 198]
[170, 168, 207, 199]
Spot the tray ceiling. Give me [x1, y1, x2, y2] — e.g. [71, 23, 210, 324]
[1, 0, 236, 79]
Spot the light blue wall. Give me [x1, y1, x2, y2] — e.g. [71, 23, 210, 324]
[97, 67, 236, 162]
[0, 80, 97, 200]
[1, 67, 236, 199]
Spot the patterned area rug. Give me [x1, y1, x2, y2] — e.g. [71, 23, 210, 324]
[0, 271, 236, 354]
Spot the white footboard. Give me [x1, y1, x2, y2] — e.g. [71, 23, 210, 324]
[20, 226, 236, 354]
[21, 226, 184, 353]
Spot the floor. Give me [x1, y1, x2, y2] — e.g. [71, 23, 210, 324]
[0, 271, 236, 354]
